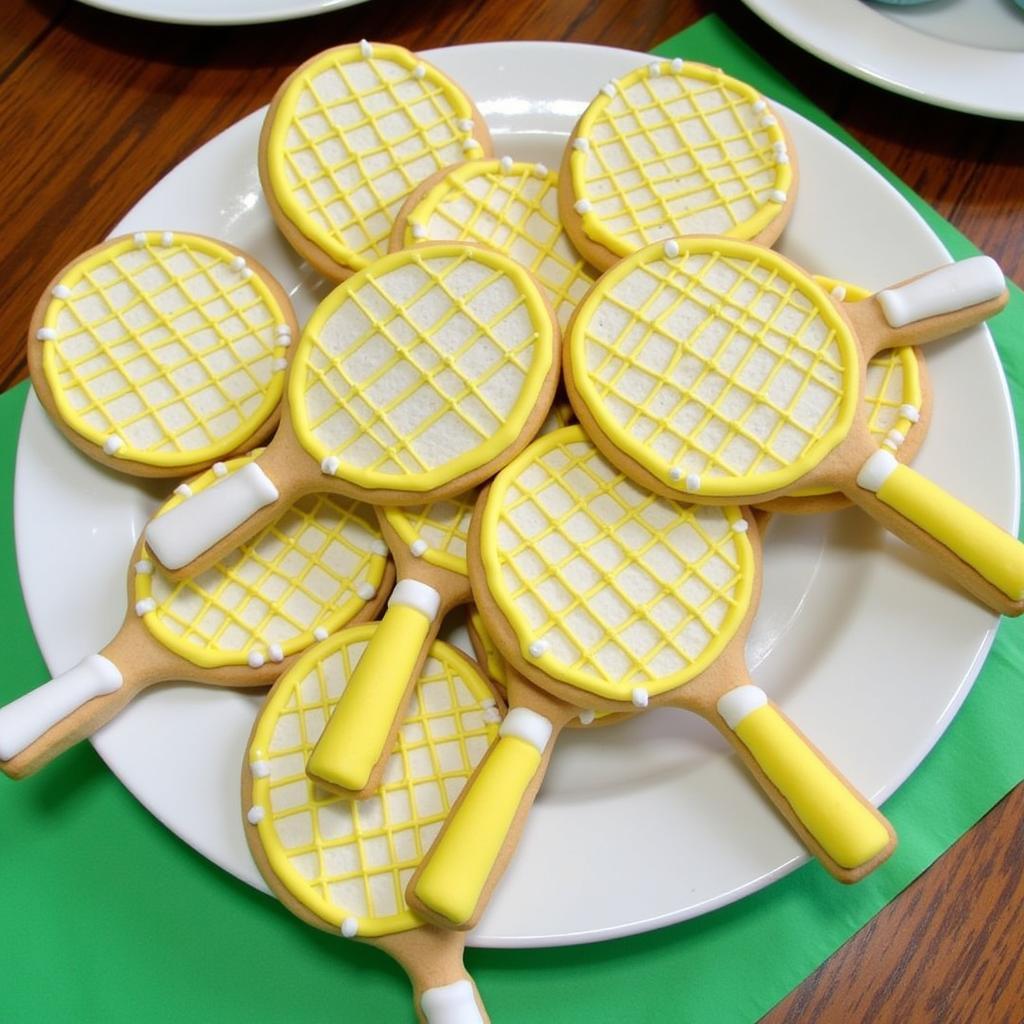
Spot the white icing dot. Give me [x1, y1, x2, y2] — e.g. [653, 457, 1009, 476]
[830, 285, 847, 301]
[685, 473, 701, 491]
[578, 708, 596, 725]
[273, 358, 288, 372]
[314, 627, 329, 642]
[631, 687, 649, 708]
[135, 598, 156, 616]
[761, 114, 777, 127]
[160, 231, 174, 247]
[341, 917, 359, 938]
[463, 138, 481, 151]
[268, 643, 284, 663]
[36, 327, 56, 341]
[671, 58, 684, 72]
[241, 267, 254, 280]
[753, 99, 768, 112]
[410, 539, 428, 557]
[212, 461, 228, 477]
[601, 82, 616, 97]
[731, 519, 750, 534]
[247, 805, 265, 825]
[882, 438, 899, 452]
[482, 707, 501, 724]
[275, 324, 292, 342]
[533, 162, 548, 177]
[887, 429, 906, 446]
[133, 232, 147, 247]
[663, 239, 680, 259]
[51, 284, 71, 300]
[103, 436, 124, 456]
[371, 539, 389, 556]
[356, 582, 377, 601]
[648, 61, 662, 77]
[231, 256, 246, 271]
[459, 118, 475, 132]
[359, 39, 373, 58]
[774, 150, 790, 165]
[250, 760, 270, 779]
[134, 559, 153, 575]
[174, 483, 193, 498]
[573, 137, 590, 152]
[413, 64, 425, 79]
[499, 155, 514, 172]
[669, 467, 683, 482]
[574, 199, 592, 214]
[528, 639, 549, 658]
[248, 651, 266, 669]
[321, 455, 340, 475]
[899, 404, 921, 423]
[410, 222, 426, 239]
[768, 189, 787, 204]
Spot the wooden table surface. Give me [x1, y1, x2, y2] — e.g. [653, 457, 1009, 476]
[2, 0, 1022, 1020]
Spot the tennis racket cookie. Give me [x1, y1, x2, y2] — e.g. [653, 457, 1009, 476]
[28, 232, 296, 477]
[409, 428, 895, 932]
[307, 491, 477, 797]
[760, 278, 932, 514]
[0, 453, 391, 778]
[559, 59, 796, 272]
[564, 238, 1020, 614]
[260, 40, 492, 280]
[143, 242, 561, 579]
[391, 158, 596, 331]
[244, 625, 502, 1023]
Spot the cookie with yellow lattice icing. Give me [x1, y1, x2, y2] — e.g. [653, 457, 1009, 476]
[391, 157, 597, 331]
[260, 40, 492, 280]
[559, 59, 797, 271]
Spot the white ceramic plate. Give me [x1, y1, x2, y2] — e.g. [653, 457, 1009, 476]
[740, 0, 1024, 119]
[76, 0, 368, 26]
[14, 42, 1018, 948]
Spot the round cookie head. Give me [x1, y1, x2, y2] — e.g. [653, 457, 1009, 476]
[559, 60, 796, 271]
[260, 40, 492, 280]
[28, 232, 296, 477]
[391, 158, 596, 331]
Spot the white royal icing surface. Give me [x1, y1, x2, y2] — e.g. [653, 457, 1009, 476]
[856, 449, 900, 493]
[877, 256, 1004, 329]
[498, 707, 553, 754]
[420, 980, 484, 1024]
[717, 685, 767, 729]
[145, 462, 280, 570]
[0, 654, 123, 761]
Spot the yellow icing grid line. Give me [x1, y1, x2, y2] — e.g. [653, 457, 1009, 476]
[264, 648, 495, 930]
[865, 351, 906, 439]
[48, 243, 278, 455]
[284, 58, 462, 264]
[413, 166, 592, 326]
[385, 495, 474, 575]
[143, 494, 383, 666]
[586, 253, 846, 479]
[498, 444, 745, 692]
[305, 251, 536, 473]
[583, 74, 779, 234]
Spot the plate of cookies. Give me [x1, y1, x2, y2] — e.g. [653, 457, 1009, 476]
[6, 37, 1019, 1020]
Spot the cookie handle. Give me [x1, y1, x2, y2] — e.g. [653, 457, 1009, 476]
[848, 256, 1008, 357]
[306, 580, 443, 796]
[419, 980, 487, 1024]
[0, 654, 129, 777]
[853, 451, 1024, 615]
[410, 707, 558, 930]
[716, 685, 895, 881]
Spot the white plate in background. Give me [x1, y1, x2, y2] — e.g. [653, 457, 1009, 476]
[76, 0, 368, 26]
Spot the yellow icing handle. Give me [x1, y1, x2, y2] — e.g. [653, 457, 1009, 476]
[859, 453, 1024, 602]
[720, 688, 891, 870]
[414, 709, 550, 927]
[307, 581, 440, 793]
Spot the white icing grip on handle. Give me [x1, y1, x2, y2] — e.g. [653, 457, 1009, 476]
[420, 980, 484, 1024]
[145, 462, 279, 570]
[877, 256, 1004, 328]
[0, 655, 123, 761]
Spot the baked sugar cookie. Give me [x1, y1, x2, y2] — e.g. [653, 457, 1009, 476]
[28, 232, 296, 477]
[559, 59, 797, 271]
[260, 40, 492, 280]
[391, 158, 596, 330]
[244, 626, 502, 1024]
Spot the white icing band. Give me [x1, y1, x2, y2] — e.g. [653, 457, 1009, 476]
[268, 644, 284, 664]
[899, 403, 921, 423]
[717, 685, 768, 729]
[341, 917, 359, 938]
[578, 709, 596, 725]
[135, 598, 156, 616]
[145, 462, 279, 571]
[359, 39, 373, 58]
[499, 707, 552, 754]
[886, 429, 906, 448]
[321, 455, 340, 475]
[856, 449, 899, 492]
[410, 223, 426, 239]
[133, 232, 147, 247]
[52, 284, 71, 300]
[768, 189, 787, 203]
[601, 82, 616, 97]
[0, 654, 123, 761]
[134, 559, 153, 575]
[388, 579, 441, 622]
[273, 358, 288, 372]
[247, 805, 265, 824]
[876, 256, 1004, 329]
[103, 436, 124, 455]
[276, 324, 292, 342]
[528, 639, 548, 658]
[774, 150, 790, 165]
[631, 687, 649, 708]
[574, 199, 591, 214]
[410, 539, 428, 557]
[212, 462, 228, 477]
[356, 582, 377, 601]
[420, 980, 484, 1024]
[250, 760, 270, 779]
[174, 483, 193, 498]
[161, 231, 174, 247]
[831, 285, 847, 301]
[313, 627, 329, 642]
[483, 707, 501, 724]
[36, 327, 56, 341]
[663, 239, 680, 259]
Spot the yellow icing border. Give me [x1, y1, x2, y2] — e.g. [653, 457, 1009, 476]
[382, 493, 475, 576]
[136, 452, 388, 668]
[569, 62, 793, 258]
[479, 426, 755, 701]
[266, 43, 478, 272]
[40, 233, 289, 468]
[290, 242, 555, 493]
[248, 625, 500, 937]
[568, 238, 861, 499]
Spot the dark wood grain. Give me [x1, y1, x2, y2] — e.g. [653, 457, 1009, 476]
[2, 0, 1022, 1018]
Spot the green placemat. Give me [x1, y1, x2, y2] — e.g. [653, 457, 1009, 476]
[2, 15, 1023, 1023]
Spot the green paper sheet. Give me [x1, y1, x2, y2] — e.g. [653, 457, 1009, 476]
[1, 14, 1022, 1023]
